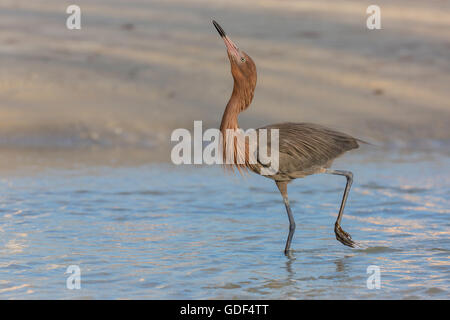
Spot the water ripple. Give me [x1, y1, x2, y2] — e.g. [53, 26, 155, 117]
[0, 156, 448, 299]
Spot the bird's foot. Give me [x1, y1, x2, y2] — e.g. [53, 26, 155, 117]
[334, 223, 359, 248]
[284, 248, 295, 259]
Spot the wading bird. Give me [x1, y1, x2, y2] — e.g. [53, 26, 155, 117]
[212, 20, 366, 254]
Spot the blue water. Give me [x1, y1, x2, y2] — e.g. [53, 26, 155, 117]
[0, 151, 449, 299]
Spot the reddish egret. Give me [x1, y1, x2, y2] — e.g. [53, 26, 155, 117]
[213, 20, 365, 254]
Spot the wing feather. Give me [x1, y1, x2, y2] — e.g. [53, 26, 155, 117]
[257, 122, 360, 175]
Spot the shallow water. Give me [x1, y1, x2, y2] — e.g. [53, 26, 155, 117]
[0, 151, 449, 299]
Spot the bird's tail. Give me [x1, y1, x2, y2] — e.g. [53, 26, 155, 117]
[357, 138, 376, 146]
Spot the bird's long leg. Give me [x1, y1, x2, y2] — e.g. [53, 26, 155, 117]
[325, 169, 358, 248]
[275, 181, 296, 255]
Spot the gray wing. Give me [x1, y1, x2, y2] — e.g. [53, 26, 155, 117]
[256, 122, 360, 178]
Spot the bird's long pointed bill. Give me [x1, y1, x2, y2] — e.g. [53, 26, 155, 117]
[212, 20, 239, 58]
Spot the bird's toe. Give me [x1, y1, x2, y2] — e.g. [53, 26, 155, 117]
[334, 223, 359, 248]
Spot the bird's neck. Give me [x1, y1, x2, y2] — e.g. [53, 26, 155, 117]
[220, 79, 256, 171]
[220, 81, 255, 133]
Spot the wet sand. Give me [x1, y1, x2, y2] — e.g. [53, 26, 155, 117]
[0, 0, 449, 165]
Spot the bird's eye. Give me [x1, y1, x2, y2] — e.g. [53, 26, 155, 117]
[240, 57, 246, 62]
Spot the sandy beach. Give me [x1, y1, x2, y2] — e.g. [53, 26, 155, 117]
[0, 0, 449, 167]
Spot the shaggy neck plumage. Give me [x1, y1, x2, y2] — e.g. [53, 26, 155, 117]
[220, 70, 256, 170]
[220, 78, 255, 133]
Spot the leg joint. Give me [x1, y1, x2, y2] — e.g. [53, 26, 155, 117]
[289, 222, 296, 232]
[326, 169, 353, 181]
[346, 171, 353, 181]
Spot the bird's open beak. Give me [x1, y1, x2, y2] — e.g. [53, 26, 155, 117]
[212, 20, 240, 59]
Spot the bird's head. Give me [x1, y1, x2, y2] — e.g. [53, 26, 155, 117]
[213, 20, 256, 87]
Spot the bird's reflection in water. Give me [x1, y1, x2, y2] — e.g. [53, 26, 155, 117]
[281, 251, 355, 289]
[335, 258, 346, 273]
[334, 255, 354, 275]
[284, 251, 296, 283]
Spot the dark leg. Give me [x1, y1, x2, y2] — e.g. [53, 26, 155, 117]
[325, 169, 358, 248]
[275, 181, 296, 255]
